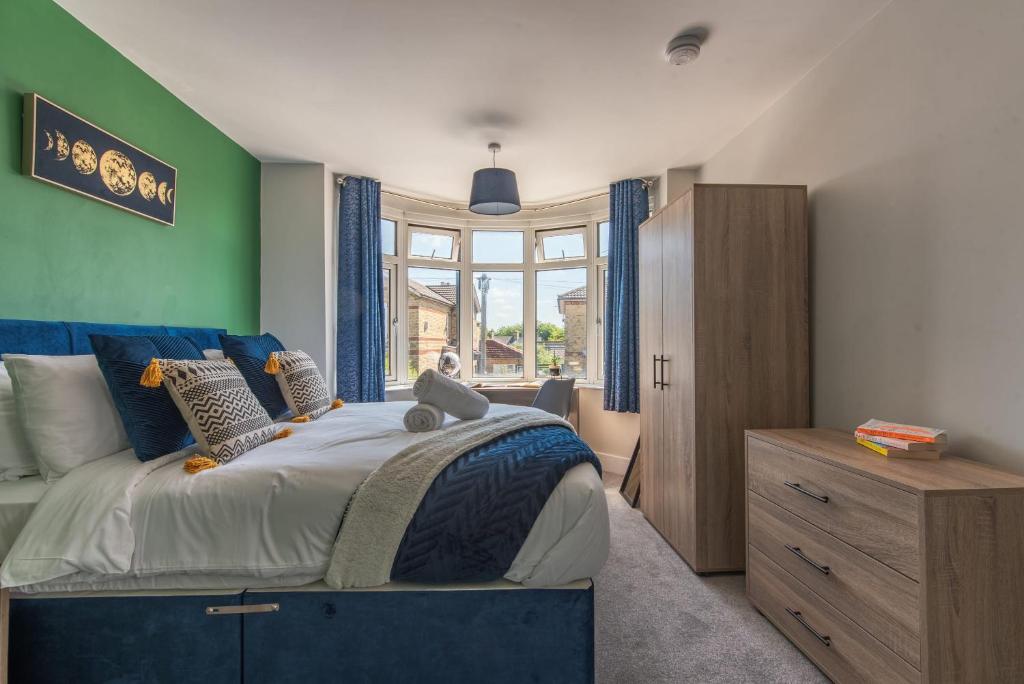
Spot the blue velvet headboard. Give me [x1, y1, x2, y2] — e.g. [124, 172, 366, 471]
[0, 319, 227, 356]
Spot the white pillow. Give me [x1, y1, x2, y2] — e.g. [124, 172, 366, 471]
[203, 349, 225, 360]
[0, 362, 38, 480]
[2, 354, 130, 482]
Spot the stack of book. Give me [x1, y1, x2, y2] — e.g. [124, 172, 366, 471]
[854, 419, 947, 460]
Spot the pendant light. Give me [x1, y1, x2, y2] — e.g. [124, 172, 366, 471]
[469, 142, 521, 215]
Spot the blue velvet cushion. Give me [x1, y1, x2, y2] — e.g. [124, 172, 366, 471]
[90, 334, 204, 461]
[219, 333, 288, 418]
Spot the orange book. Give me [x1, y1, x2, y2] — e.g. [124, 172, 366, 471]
[853, 431, 946, 452]
[856, 419, 947, 444]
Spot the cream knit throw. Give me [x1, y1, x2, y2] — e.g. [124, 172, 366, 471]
[325, 410, 571, 588]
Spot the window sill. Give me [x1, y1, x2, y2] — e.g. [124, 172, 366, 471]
[386, 381, 604, 390]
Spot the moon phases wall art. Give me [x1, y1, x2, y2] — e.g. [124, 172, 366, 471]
[22, 93, 177, 226]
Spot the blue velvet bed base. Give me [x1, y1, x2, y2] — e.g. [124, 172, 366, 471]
[9, 584, 594, 684]
[2, 320, 595, 682]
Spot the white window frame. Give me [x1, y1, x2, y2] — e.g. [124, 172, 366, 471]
[534, 264, 589, 381]
[407, 262, 462, 379]
[596, 263, 608, 380]
[408, 225, 461, 262]
[381, 262, 398, 381]
[381, 213, 401, 381]
[534, 226, 587, 264]
[383, 204, 609, 387]
[596, 219, 611, 259]
[471, 269, 525, 379]
[595, 218, 610, 380]
[381, 217, 399, 257]
[471, 229, 524, 265]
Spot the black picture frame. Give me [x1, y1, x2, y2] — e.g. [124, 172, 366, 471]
[22, 93, 177, 226]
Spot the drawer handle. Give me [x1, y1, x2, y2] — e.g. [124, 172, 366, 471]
[206, 603, 279, 615]
[785, 607, 832, 647]
[785, 544, 831, 575]
[783, 480, 829, 503]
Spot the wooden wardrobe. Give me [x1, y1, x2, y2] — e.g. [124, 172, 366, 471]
[639, 184, 809, 573]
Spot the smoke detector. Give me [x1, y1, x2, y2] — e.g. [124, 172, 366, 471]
[666, 33, 703, 65]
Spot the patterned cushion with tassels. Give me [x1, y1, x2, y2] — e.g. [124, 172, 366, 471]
[218, 333, 288, 418]
[141, 358, 291, 473]
[264, 351, 343, 423]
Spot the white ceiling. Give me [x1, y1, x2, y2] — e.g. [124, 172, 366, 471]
[57, 0, 888, 204]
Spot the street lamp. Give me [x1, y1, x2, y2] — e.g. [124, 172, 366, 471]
[476, 273, 491, 375]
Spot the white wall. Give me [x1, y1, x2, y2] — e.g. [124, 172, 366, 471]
[656, 167, 699, 209]
[578, 387, 639, 475]
[260, 163, 334, 390]
[699, 0, 1024, 471]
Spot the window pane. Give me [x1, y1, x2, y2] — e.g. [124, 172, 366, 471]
[473, 231, 523, 264]
[539, 229, 585, 261]
[536, 268, 587, 379]
[408, 267, 460, 380]
[473, 271, 524, 378]
[381, 218, 397, 256]
[382, 267, 392, 378]
[598, 221, 610, 258]
[409, 227, 456, 260]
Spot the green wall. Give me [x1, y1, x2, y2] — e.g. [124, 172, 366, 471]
[0, 0, 260, 333]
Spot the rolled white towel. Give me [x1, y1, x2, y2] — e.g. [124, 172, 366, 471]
[412, 368, 490, 420]
[403, 402, 446, 433]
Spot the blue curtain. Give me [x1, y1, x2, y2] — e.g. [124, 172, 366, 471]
[603, 179, 648, 413]
[337, 177, 386, 402]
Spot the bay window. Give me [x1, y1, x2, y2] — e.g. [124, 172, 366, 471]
[380, 211, 608, 386]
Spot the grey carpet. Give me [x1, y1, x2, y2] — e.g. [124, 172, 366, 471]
[595, 483, 826, 683]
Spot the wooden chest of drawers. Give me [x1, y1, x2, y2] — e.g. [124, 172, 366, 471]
[745, 428, 1024, 683]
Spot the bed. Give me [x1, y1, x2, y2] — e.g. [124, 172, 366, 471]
[0, 318, 606, 683]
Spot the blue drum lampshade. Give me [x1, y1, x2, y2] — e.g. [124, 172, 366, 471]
[469, 167, 521, 215]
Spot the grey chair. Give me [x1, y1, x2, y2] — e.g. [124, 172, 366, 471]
[531, 378, 576, 419]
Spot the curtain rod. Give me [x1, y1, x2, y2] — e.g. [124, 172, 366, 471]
[337, 175, 655, 213]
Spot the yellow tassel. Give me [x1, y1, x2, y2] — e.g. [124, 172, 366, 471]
[226, 357, 236, 366]
[291, 415, 311, 423]
[330, 398, 344, 410]
[264, 352, 280, 375]
[272, 427, 293, 440]
[183, 455, 218, 474]
[140, 358, 164, 388]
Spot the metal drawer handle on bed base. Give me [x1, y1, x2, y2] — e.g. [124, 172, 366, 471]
[205, 603, 280, 615]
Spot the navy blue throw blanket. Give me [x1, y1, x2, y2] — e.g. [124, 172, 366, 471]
[391, 426, 601, 583]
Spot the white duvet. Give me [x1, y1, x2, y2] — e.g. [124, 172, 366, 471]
[0, 402, 608, 593]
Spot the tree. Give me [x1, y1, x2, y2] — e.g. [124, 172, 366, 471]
[536, 322, 565, 342]
[491, 323, 523, 338]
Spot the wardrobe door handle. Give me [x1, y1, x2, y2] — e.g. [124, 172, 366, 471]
[653, 355, 660, 388]
[785, 544, 831, 575]
[785, 608, 831, 647]
[658, 356, 669, 389]
[783, 481, 830, 503]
